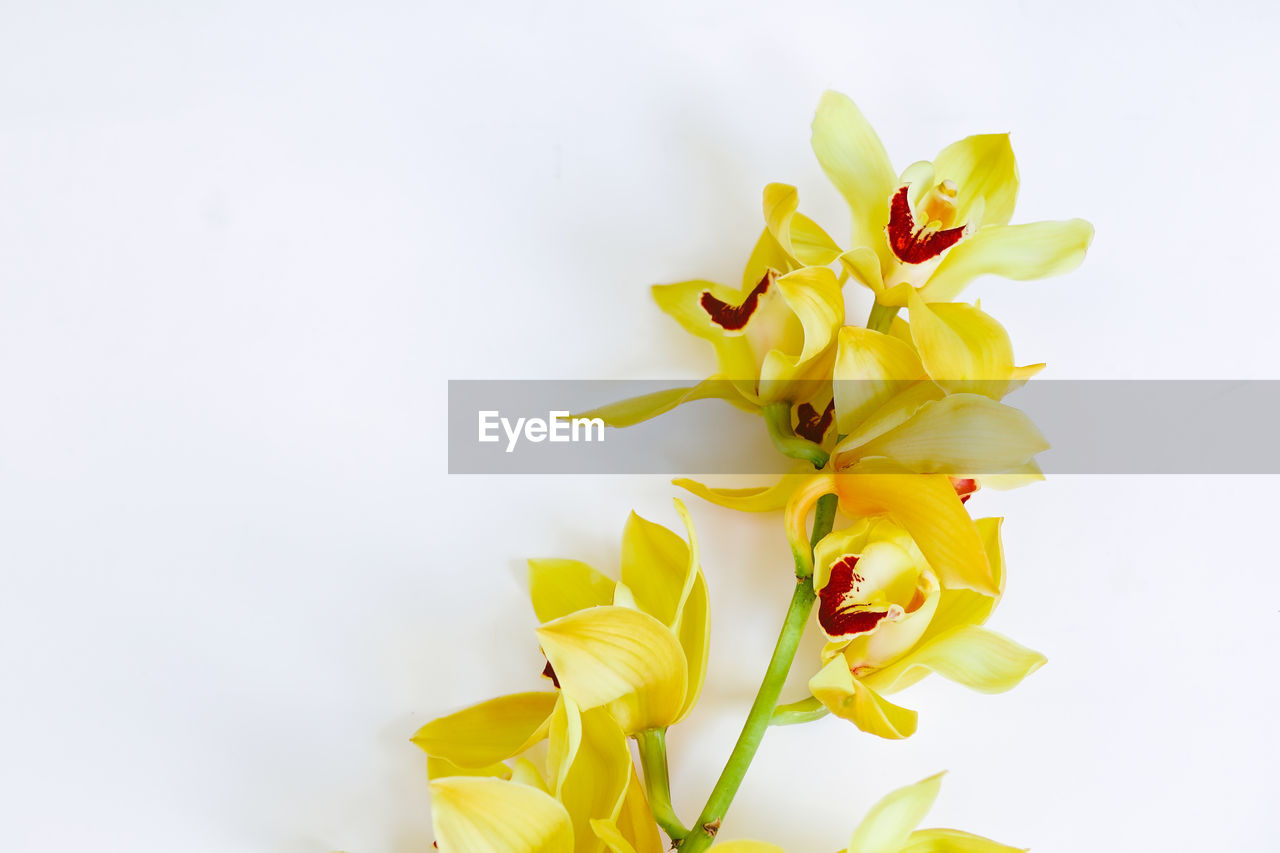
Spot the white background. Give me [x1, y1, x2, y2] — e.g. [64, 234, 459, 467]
[2, 1, 1278, 850]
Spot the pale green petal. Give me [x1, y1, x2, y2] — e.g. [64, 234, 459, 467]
[431, 776, 575, 853]
[413, 692, 559, 768]
[864, 624, 1046, 695]
[576, 378, 754, 428]
[901, 828, 1027, 853]
[528, 558, 616, 624]
[921, 220, 1094, 303]
[848, 773, 944, 853]
[674, 471, 809, 513]
[843, 394, 1049, 476]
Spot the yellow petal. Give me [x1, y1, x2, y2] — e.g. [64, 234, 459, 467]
[674, 471, 809, 513]
[757, 266, 844, 402]
[652, 280, 761, 383]
[930, 134, 1019, 228]
[921, 219, 1095, 303]
[604, 767, 666, 853]
[863, 624, 1046, 695]
[906, 295, 1015, 398]
[413, 692, 559, 768]
[811, 91, 897, 265]
[838, 247, 887, 298]
[427, 756, 513, 781]
[742, 225, 799, 291]
[620, 501, 710, 721]
[547, 697, 632, 853]
[536, 606, 687, 734]
[674, 525, 711, 722]
[430, 776, 575, 853]
[900, 828, 1027, 853]
[510, 757, 551, 793]
[810, 657, 918, 739]
[916, 517, 1004, 644]
[712, 843, 789, 853]
[764, 182, 843, 266]
[576, 378, 753, 428]
[843, 394, 1049, 476]
[528, 558, 616, 624]
[834, 380, 946, 454]
[833, 461, 996, 595]
[848, 773, 943, 853]
[591, 819, 641, 853]
[833, 325, 930, 435]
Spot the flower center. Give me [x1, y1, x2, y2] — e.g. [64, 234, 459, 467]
[885, 184, 967, 264]
[817, 555, 904, 639]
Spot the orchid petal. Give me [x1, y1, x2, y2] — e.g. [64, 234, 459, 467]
[413, 692, 558, 768]
[528, 558, 616, 624]
[930, 134, 1019, 228]
[809, 656, 918, 739]
[864, 624, 1046, 695]
[848, 773, 944, 853]
[764, 182, 843, 266]
[906, 295, 1015, 398]
[833, 326, 929, 435]
[833, 461, 995, 595]
[811, 91, 897, 264]
[577, 377, 754, 428]
[536, 606, 687, 734]
[547, 697, 632, 853]
[844, 394, 1049, 476]
[430, 776, 575, 853]
[921, 220, 1094, 303]
[901, 828, 1027, 853]
[674, 471, 809, 513]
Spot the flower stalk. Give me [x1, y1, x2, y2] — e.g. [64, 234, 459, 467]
[635, 728, 689, 842]
[678, 492, 836, 852]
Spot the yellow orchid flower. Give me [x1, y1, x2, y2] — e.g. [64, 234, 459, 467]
[582, 248, 843, 430]
[803, 516, 1044, 738]
[426, 693, 665, 853]
[711, 774, 1025, 853]
[532, 498, 710, 732]
[812, 90, 1093, 309]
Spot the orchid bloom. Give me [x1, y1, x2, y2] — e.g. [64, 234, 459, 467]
[427, 695, 666, 853]
[416, 501, 708, 851]
[803, 515, 1044, 738]
[679, 301, 1049, 596]
[582, 230, 844, 429]
[712, 773, 1025, 853]
[812, 90, 1093, 308]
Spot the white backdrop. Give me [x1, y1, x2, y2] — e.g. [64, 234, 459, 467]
[2, 1, 1278, 850]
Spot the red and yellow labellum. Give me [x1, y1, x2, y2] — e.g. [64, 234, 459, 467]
[886, 186, 968, 264]
[794, 398, 835, 443]
[700, 270, 774, 331]
[817, 554, 902, 639]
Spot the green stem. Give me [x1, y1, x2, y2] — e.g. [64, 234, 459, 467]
[769, 696, 829, 727]
[866, 301, 901, 334]
[762, 401, 829, 469]
[679, 493, 837, 851]
[635, 728, 689, 842]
